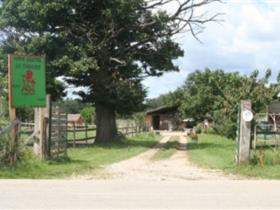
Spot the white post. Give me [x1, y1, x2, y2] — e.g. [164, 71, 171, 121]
[236, 100, 253, 164]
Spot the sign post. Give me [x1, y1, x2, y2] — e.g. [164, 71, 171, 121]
[236, 100, 253, 164]
[8, 55, 17, 164]
[8, 54, 47, 160]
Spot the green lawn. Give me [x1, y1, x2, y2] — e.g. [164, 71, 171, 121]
[187, 134, 280, 179]
[0, 133, 160, 179]
[151, 136, 179, 161]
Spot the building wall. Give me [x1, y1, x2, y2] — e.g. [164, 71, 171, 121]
[145, 115, 153, 130]
[145, 114, 175, 131]
[159, 114, 173, 130]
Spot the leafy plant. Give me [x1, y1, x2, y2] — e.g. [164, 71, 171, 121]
[80, 106, 95, 124]
[0, 133, 24, 165]
[180, 69, 280, 139]
[191, 130, 198, 141]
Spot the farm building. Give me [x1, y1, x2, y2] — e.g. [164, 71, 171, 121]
[268, 101, 280, 114]
[267, 101, 280, 126]
[67, 114, 84, 126]
[145, 106, 180, 131]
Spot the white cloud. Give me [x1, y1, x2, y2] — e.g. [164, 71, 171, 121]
[144, 0, 280, 98]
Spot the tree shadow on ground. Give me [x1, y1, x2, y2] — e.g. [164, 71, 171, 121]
[47, 157, 88, 165]
[187, 142, 233, 151]
[67, 137, 159, 150]
[93, 139, 158, 149]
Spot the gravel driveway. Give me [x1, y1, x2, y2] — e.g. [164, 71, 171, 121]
[92, 132, 241, 181]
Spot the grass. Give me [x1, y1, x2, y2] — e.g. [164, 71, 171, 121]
[0, 132, 160, 179]
[151, 136, 180, 161]
[187, 134, 280, 179]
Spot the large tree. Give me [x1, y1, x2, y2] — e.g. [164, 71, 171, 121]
[0, 0, 221, 142]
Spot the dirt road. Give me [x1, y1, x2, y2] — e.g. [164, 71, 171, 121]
[93, 132, 240, 181]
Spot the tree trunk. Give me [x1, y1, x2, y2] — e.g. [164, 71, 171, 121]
[95, 104, 118, 142]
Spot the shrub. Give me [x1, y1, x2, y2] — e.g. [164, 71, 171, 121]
[190, 130, 198, 141]
[207, 127, 217, 135]
[0, 132, 25, 166]
[195, 124, 202, 134]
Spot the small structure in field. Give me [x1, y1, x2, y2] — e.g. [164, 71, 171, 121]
[67, 114, 84, 126]
[145, 106, 178, 131]
[268, 101, 280, 114]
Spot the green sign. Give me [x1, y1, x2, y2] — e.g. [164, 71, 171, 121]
[10, 55, 46, 107]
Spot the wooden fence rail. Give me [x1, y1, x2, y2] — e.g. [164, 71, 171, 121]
[67, 124, 146, 147]
[67, 125, 96, 147]
[19, 122, 147, 147]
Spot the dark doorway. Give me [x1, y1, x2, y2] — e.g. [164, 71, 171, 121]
[152, 115, 160, 130]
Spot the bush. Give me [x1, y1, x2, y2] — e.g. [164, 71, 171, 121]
[213, 120, 236, 139]
[190, 130, 198, 141]
[0, 132, 25, 166]
[207, 127, 217, 135]
[195, 124, 202, 134]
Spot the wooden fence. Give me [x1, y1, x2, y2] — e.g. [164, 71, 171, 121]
[19, 121, 147, 147]
[67, 123, 146, 147]
[67, 124, 96, 147]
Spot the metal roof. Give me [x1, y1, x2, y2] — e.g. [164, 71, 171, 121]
[268, 101, 280, 114]
[146, 106, 178, 115]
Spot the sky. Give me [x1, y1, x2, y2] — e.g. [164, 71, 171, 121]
[67, 0, 280, 99]
[143, 0, 280, 98]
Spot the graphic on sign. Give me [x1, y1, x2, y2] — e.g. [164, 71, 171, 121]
[9, 55, 46, 107]
[21, 70, 36, 94]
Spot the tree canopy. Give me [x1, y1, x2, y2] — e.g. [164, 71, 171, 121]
[151, 69, 280, 138]
[0, 0, 221, 141]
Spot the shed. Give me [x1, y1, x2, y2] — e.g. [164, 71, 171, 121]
[67, 114, 84, 126]
[268, 101, 280, 114]
[145, 106, 178, 131]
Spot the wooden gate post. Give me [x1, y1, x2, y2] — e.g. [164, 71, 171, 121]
[33, 107, 47, 160]
[34, 108, 40, 156]
[45, 95, 51, 159]
[39, 106, 46, 159]
[33, 95, 50, 160]
[236, 100, 253, 164]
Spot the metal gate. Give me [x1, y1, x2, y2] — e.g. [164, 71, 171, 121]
[253, 113, 280, 148]
[48, 106, 68, 158]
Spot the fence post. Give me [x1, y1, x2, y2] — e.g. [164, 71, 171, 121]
[85, 123, 88, 145]
[45, 95, 51, 159]
[39, 107, 47, 160]
[73, 122, 76, 147]
[47, 95, 52, 158]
